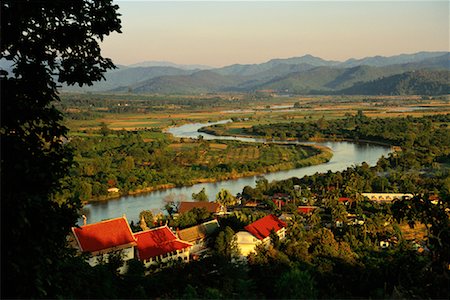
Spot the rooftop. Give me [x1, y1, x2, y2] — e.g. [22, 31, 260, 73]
[72, 217, 136, 253]
[178, 201, 221, 214]
[177, 219, 220, 243]
[244, 214, 286, 240]
[134, 226, 192, 261]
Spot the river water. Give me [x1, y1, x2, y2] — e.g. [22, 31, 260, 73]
[82, 120, 391, 223]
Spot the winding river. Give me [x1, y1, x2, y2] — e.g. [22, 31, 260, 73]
[82, 120, 391, 224]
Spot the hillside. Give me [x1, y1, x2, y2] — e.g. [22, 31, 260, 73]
[255, 56, 449, 94]
[113, 70, 242, 94]
[62, 66, 195, 92]
[339, 51, 448, 68]
[337, 70, 450, 95]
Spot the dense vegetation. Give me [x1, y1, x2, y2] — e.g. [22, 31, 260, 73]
[58, 134, 330, 202]
[245, 113, 449, 151]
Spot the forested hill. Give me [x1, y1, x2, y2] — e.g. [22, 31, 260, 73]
[336, 70, 450, 95]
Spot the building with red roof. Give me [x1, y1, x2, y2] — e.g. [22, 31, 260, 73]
[134, 225, 192, 267]
[236, 214, 287, 256]
[71, 216, 137, 273]
[338, 197, 354, 206]
[297, 206, 318, 214]
[244, 214, 287, 240]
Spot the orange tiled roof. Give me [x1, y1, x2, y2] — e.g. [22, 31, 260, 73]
[134, 226, 191, 260]
[72, 217, 136, 253]
[244, 214, 286, 240]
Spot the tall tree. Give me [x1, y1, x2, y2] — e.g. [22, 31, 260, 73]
[214, 226, 239, 259]
[192, 187, 209, 202]
[1, 0, 121, 297]
[216, 188, 236, 207]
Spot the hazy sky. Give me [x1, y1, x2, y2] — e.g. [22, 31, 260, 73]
[101, 1, 449, 67]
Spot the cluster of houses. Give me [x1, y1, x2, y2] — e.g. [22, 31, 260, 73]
[70, 204, 287, 273]
[70, 215, 218, 273]
[71, 192, 423, 273]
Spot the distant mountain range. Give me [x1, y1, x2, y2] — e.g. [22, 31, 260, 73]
[337, 70, 449, 96]
[126, 61, 212, 70]
[2, 52, 448, 95]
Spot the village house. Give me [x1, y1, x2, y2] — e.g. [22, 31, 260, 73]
[244, 200, 258, 207]
[134, 225, 192, 268]
[71, 216, 137, 274]
[338, 197, 353, 205]
[235, 214, 286, 256]
[362, 193, 413, 202]
[107, 187, 120, 193]
[297, 206, 318, 214]
[178, 201, 226, 215]
[177, 219, 220, 255]
[271, 193, 291, 208]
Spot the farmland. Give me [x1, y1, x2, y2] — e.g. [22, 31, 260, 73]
[61, 93, 450, 135]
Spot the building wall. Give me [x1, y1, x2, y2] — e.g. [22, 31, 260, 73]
[236, 231, 260, 256]
[189, 240, 206, 254]
[277, 228, 286, 240]
[236, 228, 286, 257]
[142, 247, 190, 268]
[362, 193, 413, 202]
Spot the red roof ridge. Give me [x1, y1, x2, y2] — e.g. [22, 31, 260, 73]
[133, 226, 193, 260]
[133, 224, 171, 236]
[133, 225, 193, 246]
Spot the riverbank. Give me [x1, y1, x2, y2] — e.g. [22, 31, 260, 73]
[86, 144, 332, 203]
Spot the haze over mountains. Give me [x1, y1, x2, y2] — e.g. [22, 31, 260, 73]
[5, 52, 448, 95]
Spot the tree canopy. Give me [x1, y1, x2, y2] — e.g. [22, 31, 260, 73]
[1, 0, 121, 297]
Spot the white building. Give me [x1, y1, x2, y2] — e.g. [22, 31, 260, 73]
[362, 193, 413, 202]
[236, 214, 287, 257]
[71, 216, 137, 274]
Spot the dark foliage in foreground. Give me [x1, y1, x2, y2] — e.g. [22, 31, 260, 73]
[1, 0, 121, 297]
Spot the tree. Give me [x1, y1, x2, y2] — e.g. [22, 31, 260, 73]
[214, 226, 239, 259]
[99, 122, 111, 137]
[274, 268, 317, 299]
[216, 188, 236, 207]
[192, 187, 209, 202]
[255, 177, 269, 193]
[242, 185, 263, 201]
[1, 0, 121, 297]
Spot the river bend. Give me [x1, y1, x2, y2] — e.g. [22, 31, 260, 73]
[82, 120, 391, 223]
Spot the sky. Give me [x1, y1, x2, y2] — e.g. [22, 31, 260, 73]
[101, 1, 449, 67]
